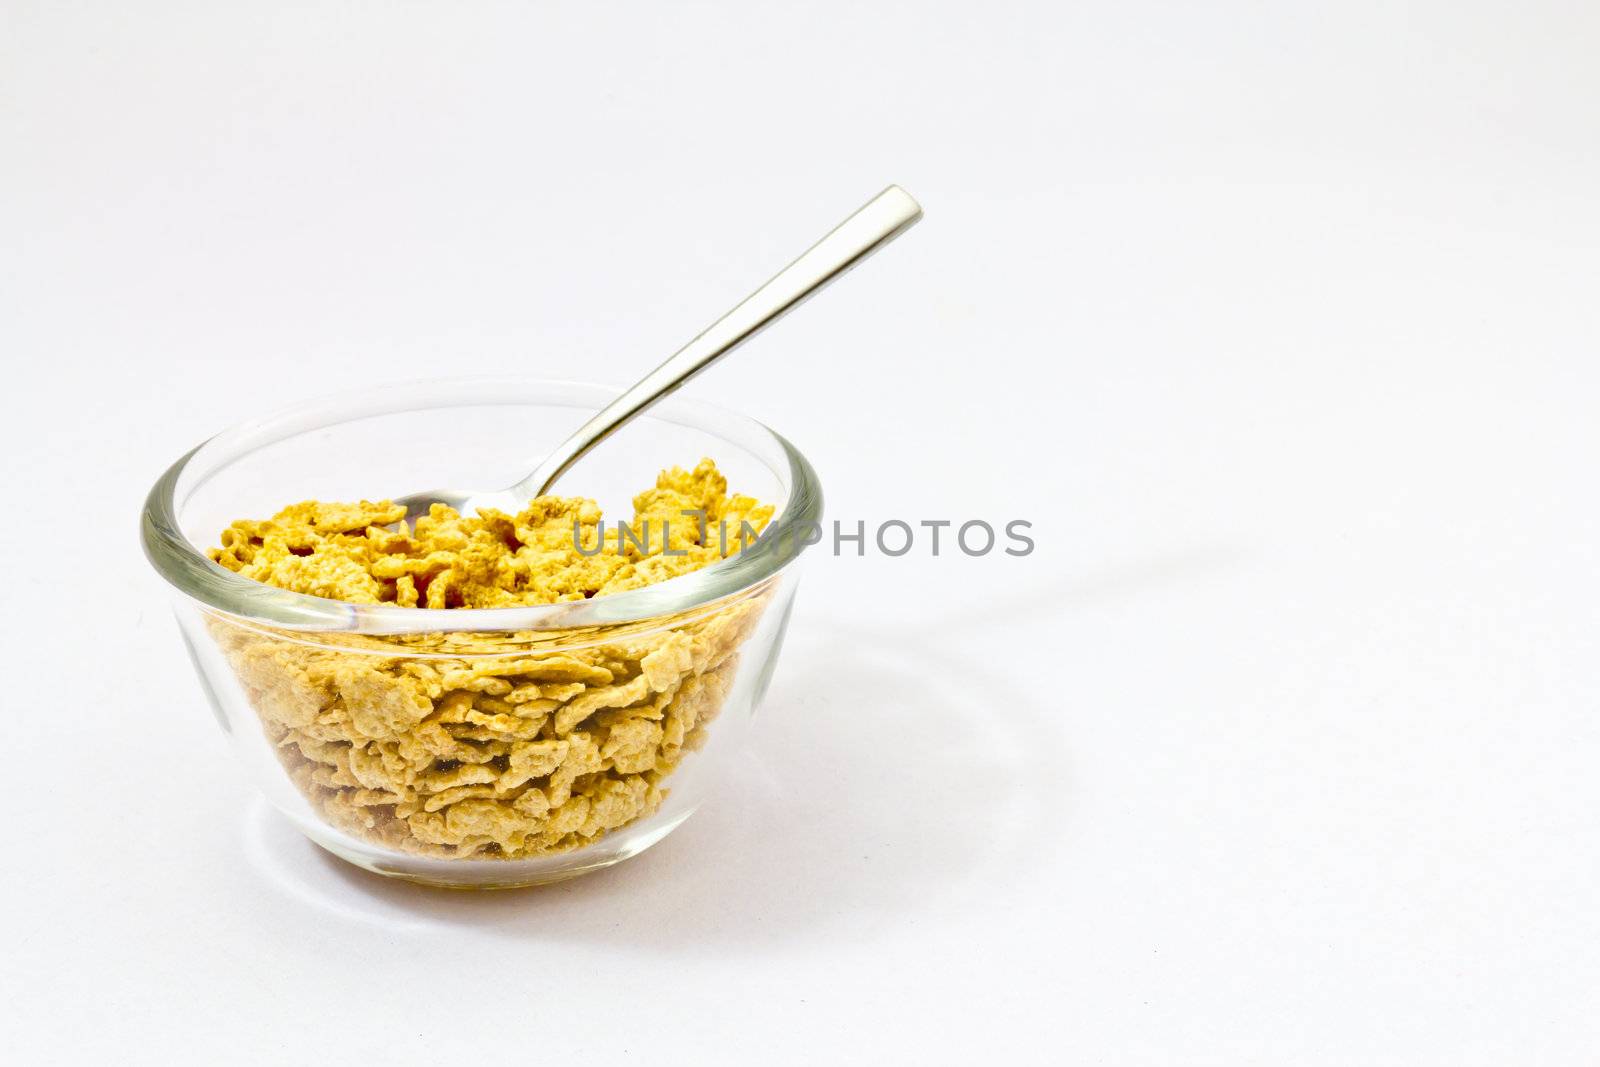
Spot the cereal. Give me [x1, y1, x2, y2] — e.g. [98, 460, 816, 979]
[205, 460, 774, 859]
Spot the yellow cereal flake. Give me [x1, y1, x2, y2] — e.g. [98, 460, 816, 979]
[206, 460, 773, 860]
[209, 459, 773, 608]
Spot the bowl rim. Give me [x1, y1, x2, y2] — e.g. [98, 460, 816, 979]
[140, 376, 822, 634]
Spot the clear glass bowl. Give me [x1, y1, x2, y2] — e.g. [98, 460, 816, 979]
[142, 378, 820, 888]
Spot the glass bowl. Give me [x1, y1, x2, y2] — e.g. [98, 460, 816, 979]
[142, 378, 820, 888]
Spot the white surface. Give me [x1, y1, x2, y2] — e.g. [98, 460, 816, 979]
[3, 2, 1598, 1062]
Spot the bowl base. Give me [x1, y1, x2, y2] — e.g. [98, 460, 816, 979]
[290, 807, 699, 890]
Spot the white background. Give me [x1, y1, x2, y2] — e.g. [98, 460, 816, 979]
[3, 2, 1597, 1062]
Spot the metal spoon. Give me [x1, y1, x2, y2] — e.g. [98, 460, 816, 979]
[392, 184, 922, 522]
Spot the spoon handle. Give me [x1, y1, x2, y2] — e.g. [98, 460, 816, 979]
[517, 184, 923, 497]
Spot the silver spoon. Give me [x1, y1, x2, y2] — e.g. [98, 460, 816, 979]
[393, 184, 922, 522]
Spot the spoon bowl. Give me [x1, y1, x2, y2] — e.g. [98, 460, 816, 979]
[393, 487, 524, 524]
